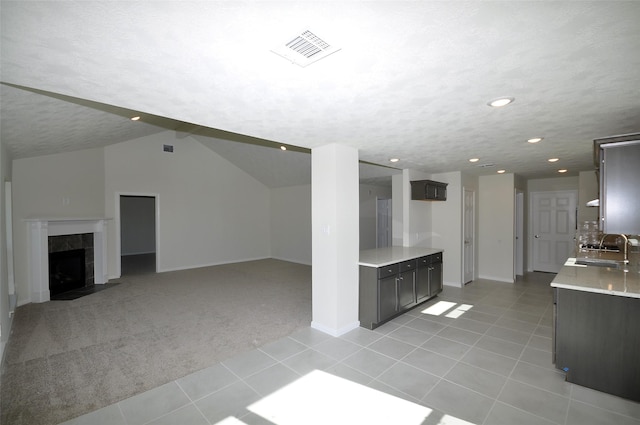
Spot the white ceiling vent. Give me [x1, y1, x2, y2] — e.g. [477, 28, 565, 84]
[271, 30, 341, 67]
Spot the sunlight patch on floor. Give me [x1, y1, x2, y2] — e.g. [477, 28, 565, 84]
[247, 370, 432, 425]
[445, 304, 473, 318]
[421, 301, 474, 319]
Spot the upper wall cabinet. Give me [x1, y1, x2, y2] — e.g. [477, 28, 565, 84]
[594, 133, 640, 234]
[410, 180, 448, 201]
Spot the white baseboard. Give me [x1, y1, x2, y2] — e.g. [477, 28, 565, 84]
[158, 256, 271, 273]
[270, 256, 312, 266]
[478, 274, 515, 284]
[311, 320, 360, 337]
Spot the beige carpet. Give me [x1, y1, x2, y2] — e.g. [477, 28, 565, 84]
[0, 259, 312, 425]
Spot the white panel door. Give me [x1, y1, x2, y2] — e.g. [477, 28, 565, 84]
[532, 191, 577, 273]
[463, 189, 475, 283]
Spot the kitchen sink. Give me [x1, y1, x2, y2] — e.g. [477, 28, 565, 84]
[574, 258, 622, 268]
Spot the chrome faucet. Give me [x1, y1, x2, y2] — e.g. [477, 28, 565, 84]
[598, 233, 630, 263]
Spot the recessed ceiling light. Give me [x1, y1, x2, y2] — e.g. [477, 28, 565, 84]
[280, 146, 287, 151]
[548, 158, 559, 162]
[389, 158, 399, 163]
[487, 97, 514, 107]
[558, 169, 568, 173]
[131, 116, 141, 121]
[527, 137, 543, 144]
[469, 158, 479, 163]
[497, 169, 506, 174]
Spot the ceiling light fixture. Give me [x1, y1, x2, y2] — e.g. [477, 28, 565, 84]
[527, 137, 543, 144]
[487, 97, 514, 107]
[131, 116, 141, 121]
[469, 158, 479, 163]
[558, 169, 568, 173]
[497, 169, 506, 174]
[389, 158, 399, 163]
[548, 158, 559, 162]
[280, 146, 287, 151]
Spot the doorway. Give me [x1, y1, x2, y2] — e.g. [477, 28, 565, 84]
[530, 190, 577, 273]
[462, 188, 475, 284]
[376, 198, 392, 248]
[515, 190, 524, 277]
[119, 195, 157, 276]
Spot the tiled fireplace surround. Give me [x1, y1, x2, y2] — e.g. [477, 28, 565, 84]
[27, 218, 109, 303]
[49, 233, 95, 288]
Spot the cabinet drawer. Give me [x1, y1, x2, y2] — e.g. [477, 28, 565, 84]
[418, 253, 442, 266]
[399, 260, 416, 271]
[377, 264, 399, 279]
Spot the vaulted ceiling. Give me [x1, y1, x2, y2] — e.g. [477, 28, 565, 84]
[1, 1, 639, 187]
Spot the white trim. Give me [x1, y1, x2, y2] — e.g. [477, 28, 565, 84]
[25, 218, 110, 303]
[115, 192, 160, 277]
[478, 274, 515, 283]
[270, 256, 312, 266]
[310, 320, 360, 337]
[158, 256, 270, 273]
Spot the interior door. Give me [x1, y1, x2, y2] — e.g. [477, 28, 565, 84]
[463, 188, 475, 284]
[515, 191, 524, 277]
[531, 191, 577, 273]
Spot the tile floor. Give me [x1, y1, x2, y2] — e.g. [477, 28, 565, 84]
[60, 273, 640, 425]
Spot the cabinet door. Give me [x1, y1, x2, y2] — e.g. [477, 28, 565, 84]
[398, 270, 415, 310]
[378, 275, 397, 322]
[428, 261, 443, 296]
[416, 257, 430, 302]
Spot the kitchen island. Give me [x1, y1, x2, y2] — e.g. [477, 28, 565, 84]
[359, 246, 443, 330]
[551, 255, 640, 401]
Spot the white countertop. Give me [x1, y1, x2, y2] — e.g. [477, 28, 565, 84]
[551, 258, 640, 298]
[359, 246, 443, 267]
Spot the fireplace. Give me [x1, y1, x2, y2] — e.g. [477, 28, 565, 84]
[26, 218, 109, 303]
[49, 248, 86, 296]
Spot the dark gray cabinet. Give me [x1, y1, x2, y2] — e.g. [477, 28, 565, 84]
[416, 252, 443, 303]
[428, 257, 443, 297]
[595, 136, 640, 234]
[554, 288, 640, 401]
[377, 265, 398, 322]
[398, 260, 416, 310]
[410, 180, 448, 201]
[359, 253, 443, 329]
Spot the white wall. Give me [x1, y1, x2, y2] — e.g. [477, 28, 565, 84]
[359, 184, 392, 250]
[478, 173, 515, 282]
[120, 196, 156, 255]
[578, 170, 599, 223]
[105, 132, 271, 275]
[430, 171, 462, 286]
[12, 148, 106, 305]
[406, 169, 431, 246]
[527, 176, 578, 192]
[0, 141, 12, 358]
[270, 184, 311, 265]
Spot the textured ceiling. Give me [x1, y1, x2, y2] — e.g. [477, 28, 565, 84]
[1, 1, 639, 187]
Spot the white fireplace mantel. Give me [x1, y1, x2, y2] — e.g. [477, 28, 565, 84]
[26, 217, 110, 303]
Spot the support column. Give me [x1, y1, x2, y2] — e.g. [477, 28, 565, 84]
[311, 144, 360, 336]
